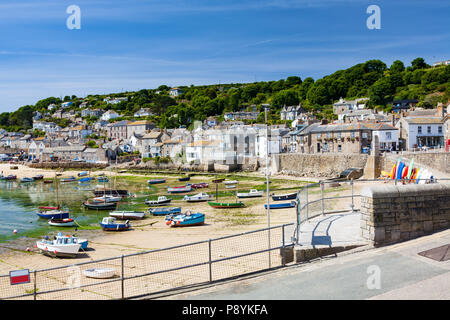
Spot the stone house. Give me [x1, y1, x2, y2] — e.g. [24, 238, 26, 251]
[106, 120, 128, 141]
[126, 120, 156, 139]
[280, 104, 307, 121]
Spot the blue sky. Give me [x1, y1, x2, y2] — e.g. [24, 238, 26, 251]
[0, 0, 448, 112]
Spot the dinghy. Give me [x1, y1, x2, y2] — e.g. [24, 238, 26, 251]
[183, 192, 212, 202]
[223, 180, 238, 185]
[20, 177, 34, 183]
[264, 201, 296, 210]
[167, 185, 192, 193]
[77, 171, 88, 177]
[165, 211, 205, 227]
[83, 268, 116, 279]
[145, 196, 172, 206]
[149, 206, 181, 216]
[99, 217, 130, 231]
[178, 176, 191, 182]
[190, 182, 209, 189]
[61, 176, 77, 183]
[109, 211, 146, 220]
[148, 179, 166, 185]
[237, 189, 264, 198]
[271, 192, 297, 201]
[93, 194, 122, 203]
[48, 218, 77, 227]
[208, 201, 245, 209]
[36, 210, 69, 219]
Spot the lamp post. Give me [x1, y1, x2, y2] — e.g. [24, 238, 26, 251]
[264, 104, 271, 268]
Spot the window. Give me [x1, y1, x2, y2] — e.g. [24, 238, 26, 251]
[362, 132, 368, 139]
[327, 132, 331, 138]
[317, 133, 321, 139]
[337, 132, 341, 139]
[427, 126, 431, 134]
[418, 126, 422, 134]
[351, 132, 355, 138]
[338, 145, 342, 152]
[438, 126, 442, 134]
[386, 132, 392, 140]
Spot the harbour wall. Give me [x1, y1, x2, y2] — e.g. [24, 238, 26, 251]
[360, 184, 450, 246]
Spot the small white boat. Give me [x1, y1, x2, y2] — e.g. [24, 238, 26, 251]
[83, 268, 116, 279]
[237, 189, 264, 198]
[145, 196, 172, 206]
[225, 185, 236, 189]
[109, 211, 146, 220]
[48, 218, 77, 227]
[183, 192, 213, 202]
[224, 180, 239, 185]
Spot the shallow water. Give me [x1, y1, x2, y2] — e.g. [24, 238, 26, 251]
[0, 179, 150, 242]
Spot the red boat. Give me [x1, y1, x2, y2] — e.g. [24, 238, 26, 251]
[38, 206, 60, 210]
[190, 183, 209, 189]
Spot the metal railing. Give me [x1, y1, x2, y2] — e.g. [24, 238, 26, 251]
[293, 177, 450, 245]
[0, 223, 293, 300]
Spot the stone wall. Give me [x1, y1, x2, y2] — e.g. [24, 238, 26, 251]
[360, 184, 450, 246]
[277, 153, 368, 178]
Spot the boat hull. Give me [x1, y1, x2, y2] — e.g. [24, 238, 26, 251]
[207, 202, 245, 208]
[83, 202, 118, 210]
[109, 211, 145, 220]
[166, 213, 205, 227]
[99, 223, 130, 231]
[145, 199, 172, 206]
[149, 207, 181, 216]
[148, 179, 166, 184]
[264, 201, 296, 209]
[271, 193, 297, 201]
[37, 211, 69, 219]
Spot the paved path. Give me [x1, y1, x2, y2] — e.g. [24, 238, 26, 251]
[172, 229, 450, 300]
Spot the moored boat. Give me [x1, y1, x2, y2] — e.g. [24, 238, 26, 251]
[223, 180, 239, 185]
[237, 189, 264, 198]
[207, 201, 245, 209]
[79, 177, 93, 183]
[149, 206, 181, 216]
[145, 196, 172, 206]
[271, 192, 297, 201]
[36, 235, 81, 258]
[93, 189, 129, 198]
[61, 176, 77, 183]
[178, 176, 191, 182]
[93, 194, 122, 203]
[2, 175, 17, 180]
[264, 201, 297, 210]
[109, 211, 146, 220]
[48, 218, 77, 227]
[83, 268, 116, 279]
[190, 182, 209, 189]
[20, 177, 34, 183]
[32, 174, 44, 180]
[167, 185, 192, 194]
[99, 217, 130, 231]
[83, 200, 118, 210]
[147, 179, 166, 185]
[78, 171, 88, 177]
[36, 210, 69, 219]
[183, 192, 212, 202]
[165, 211, 205, 227]
[97, 177, 109, 183]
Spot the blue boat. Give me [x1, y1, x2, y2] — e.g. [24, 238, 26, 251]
[148, 179, 166, 185]
[79, 177, 93, 183]
[149, 207, 181, 216]
[99, 217, 130, 231]
[78, 171, 88, 177]
[97, 177, 109, 183]
[61, 176, 77, 183]
[264, 201, 296, 210]
[36, 210, 70, 219]
[165, 211, 205, 227]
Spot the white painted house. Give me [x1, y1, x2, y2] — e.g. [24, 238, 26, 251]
[396, 116, 444, 150]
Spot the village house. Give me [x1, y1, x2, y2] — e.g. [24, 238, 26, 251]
[333, 97, 369, 115]
[134, 108, 154, 117]
[134, 131, 164, 158]
[126, 120, 156, 139]
[32, 121, 61, 134]
[391, 99, 419, 113]
[338, 109, 376, 122]
[104, 97, 128, 105]
[61, 101, 73, 108]
[106, 120, 128, 140]
[298, 121, 399, 154]
[47, 103, 57, 111]
[224, 111, 260, 121]
[28, 138, 48, 161]
[82, 109, 104, 118]
[396, 116, 444, 150]
[101, 110, 120, 121]
[169, 88, 183, 97]
[41, 145, 87, 162]
[280, 104, 307, 121]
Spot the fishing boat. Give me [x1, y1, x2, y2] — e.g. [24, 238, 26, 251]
[237, 189, 264, 198]
[165, 211, 205, 227]
[61, 176, 77, 183]
[36, 235, 81, 258]
[83, 200, 118, 210]
[78, 171, 88, 177]
[2, 175, 17, 180]
[48, 232, 88, 250]
[99, 217, 130, 231]
[264, 201, 297, 210]
[48, 218, 77, 227]
[145, 195, 172, 206]
[208, 201, 245, 209]
[20, 177, 34, 183]
[167, 185, 192, 194]
[93, 194, 122, 203]
[183, 192, 212, 202]
[32, 174, 44, 180]
[190, 182, 209, 189]
[178, 176, 191, 182]
[36, 210, 70, 219]
[109, 211, 146, 220]
[148, 207, 181, 216]
[223, 180, 238, 185]
[147, 179, 166, 185]
[83, 268, 116, 279]
[271, 192, 297, 201]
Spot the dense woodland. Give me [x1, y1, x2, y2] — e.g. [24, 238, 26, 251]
[1, 57, 449, 132]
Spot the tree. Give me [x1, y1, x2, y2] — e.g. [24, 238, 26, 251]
[286, 76, 302, 87]
[390, 60, 405, 74]
[271, 89, 300, 108]
[410, 57, 429, 71]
